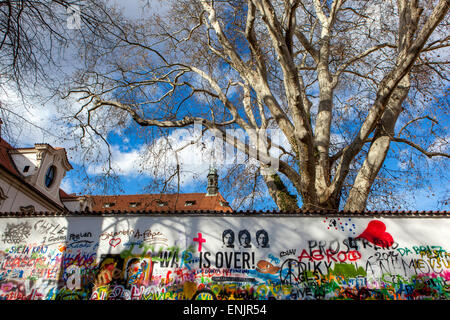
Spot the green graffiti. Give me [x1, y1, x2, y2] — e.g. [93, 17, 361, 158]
[329, 263, 367, 278]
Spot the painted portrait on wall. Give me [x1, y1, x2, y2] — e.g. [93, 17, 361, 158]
[238, 230, 252, 248]
[256, 230, 270, 248]
[124, 257, 152, 288]
[222, 229, 235, 248]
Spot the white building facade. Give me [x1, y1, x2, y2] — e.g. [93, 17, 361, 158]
[0, 136, 91, 213]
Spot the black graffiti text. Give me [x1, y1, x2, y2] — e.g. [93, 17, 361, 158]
[199, 251, 256, 269]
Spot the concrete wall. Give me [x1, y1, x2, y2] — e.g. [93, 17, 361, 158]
[0, 214, 448, 300]
[0, 178, 51, 212]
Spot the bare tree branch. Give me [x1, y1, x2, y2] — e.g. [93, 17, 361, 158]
[392, 137, 449, 158]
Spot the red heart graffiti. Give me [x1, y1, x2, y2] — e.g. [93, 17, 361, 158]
[356, 220, 394, 248]
[109, 237, 121, 248]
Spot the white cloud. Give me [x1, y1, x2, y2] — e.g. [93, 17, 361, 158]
[84, 123, 291, 187]
[84, 128, 210, 185]
[85, 144, 141, 176]
[1, 89, 65, 146]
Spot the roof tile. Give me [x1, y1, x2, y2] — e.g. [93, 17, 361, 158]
[89, 193, 233, 212]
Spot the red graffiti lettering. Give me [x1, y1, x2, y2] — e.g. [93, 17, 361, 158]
[298, 249, 362, 263]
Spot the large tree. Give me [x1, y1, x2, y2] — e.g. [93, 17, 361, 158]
[63, 0, 449, 211]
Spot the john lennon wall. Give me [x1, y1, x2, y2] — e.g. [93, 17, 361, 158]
[0, 214, 448, 300]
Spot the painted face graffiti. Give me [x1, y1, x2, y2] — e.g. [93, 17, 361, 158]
[125, 258, 152, 287]
[256, 230, 270, 248]
[238, 230, 252, 249]
[222, 230, 235, 248]
[222, 229, 270, 249]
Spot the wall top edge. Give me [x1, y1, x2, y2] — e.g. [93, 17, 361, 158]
[0, 210, 448, 218]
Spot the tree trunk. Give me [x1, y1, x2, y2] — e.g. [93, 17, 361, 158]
[344, 76, 410, 211]
[261, 166, 299, 210]
[344, 1, 423, 211]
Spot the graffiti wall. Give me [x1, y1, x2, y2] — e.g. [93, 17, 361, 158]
[0, 214, 448, 300]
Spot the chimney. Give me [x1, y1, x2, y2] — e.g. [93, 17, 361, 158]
[206, 166, 219, 196]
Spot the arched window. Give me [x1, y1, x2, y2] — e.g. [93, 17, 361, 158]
[44, 165, 56, 188]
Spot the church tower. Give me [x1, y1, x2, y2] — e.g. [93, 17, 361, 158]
[206, 166, 219, 196]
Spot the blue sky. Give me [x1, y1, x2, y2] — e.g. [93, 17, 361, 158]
[4, 90, 444, 212]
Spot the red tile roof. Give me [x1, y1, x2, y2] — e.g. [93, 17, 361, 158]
[89, 192, 232, 212]
[0, 138, 21, 177]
